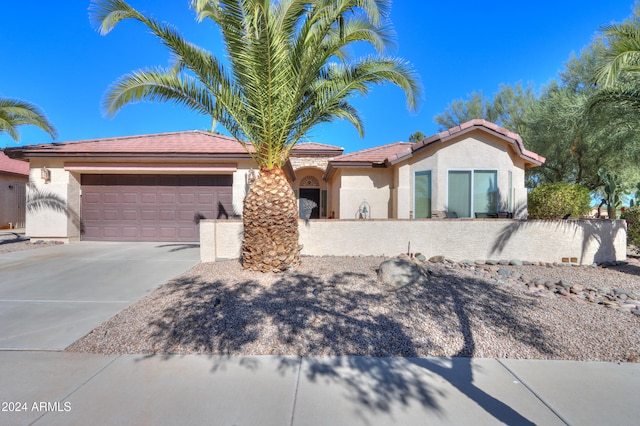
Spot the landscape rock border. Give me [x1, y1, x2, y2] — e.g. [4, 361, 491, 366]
[398, 253, 640, 317]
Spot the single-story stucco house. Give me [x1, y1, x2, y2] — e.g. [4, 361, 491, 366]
[0, 151, 28, 229]
[3, 119, 544, 242]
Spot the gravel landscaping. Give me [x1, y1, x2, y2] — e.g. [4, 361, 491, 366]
[66, 254, 640, 362]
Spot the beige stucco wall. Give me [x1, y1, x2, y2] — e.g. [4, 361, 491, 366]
[25, 159, 72, 241]
[336, 168, 394, 219]
[0, 174, 27, 228]
[406, 130, 530, 218]
[201, 219, 627, 265]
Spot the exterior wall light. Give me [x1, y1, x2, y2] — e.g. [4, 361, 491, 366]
[40, 166, 51, 184]
[247, 168, 257, 185]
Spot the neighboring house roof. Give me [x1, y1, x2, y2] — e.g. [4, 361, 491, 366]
[4, 131, 344, 160]
[324, 119, 545, 179]
[0, 151, 29, 176]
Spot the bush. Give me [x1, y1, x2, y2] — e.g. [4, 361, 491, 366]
[527, 183, 591, 219]
[621, 206, 640, 245]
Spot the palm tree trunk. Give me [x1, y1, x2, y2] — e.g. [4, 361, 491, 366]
[242, 166, 301, 272]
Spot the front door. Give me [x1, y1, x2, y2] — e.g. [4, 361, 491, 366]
[299, 188, 320, 219]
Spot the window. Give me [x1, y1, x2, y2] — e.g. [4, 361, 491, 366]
[414, 171, 432, 218]
[447, 170, 498, 218]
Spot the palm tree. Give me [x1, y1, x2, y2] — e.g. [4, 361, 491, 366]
[0, 98, 57, 142]
[591, 18, 640, 111]
[90, 0, 421, 272]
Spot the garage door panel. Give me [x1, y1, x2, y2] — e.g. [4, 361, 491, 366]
[103, 193, 119, 204]
[83, 192, 101, 204]
[122, 193, 139, 203]
[83, 209, 101, 220]
[140, 210, 157, 220]
[159, 210, 176, 221]
[179, 193, 196, 204]
[121, 210, 138, 221]
[158, 227, 178, 239]
[103, 227, 120, 238]
[197, 193, 215, 204]
[81, 174, 232, 242]
[140, 227, 159, 238]
[158, 193, 176, 204]
[141, 193, 156, 203]
[103, 210, 119, 221]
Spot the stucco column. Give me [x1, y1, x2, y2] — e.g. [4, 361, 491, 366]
[395, 164, 411, 219]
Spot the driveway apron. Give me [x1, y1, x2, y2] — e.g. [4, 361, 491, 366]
[0, 242, 200, 350]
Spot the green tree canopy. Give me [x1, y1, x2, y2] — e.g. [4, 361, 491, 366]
[433, 82, 536, 134]
[408, 130, 426, 142]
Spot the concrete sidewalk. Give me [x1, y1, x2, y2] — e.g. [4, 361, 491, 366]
[1, 352, 638, 426]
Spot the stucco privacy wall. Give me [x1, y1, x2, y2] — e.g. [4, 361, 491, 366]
[201, 219, 627, 265]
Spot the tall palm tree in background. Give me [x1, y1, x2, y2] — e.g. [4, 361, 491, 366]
[90, 0, 420, 272]
[0, 98, 57, 142]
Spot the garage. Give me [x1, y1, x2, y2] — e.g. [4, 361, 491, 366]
[81, 174, 233, 242]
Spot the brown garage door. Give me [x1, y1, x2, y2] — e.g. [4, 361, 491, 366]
[81, 174, 233, 242]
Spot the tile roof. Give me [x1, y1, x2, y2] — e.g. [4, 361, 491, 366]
[0, 151, 29, 176]
[4, 131, 345, 159]
[5, 131, 251, 156]
[329, 119, 545, 169]
[293, 142, 344, 152]
[330, 142, 412, 164]
[412, 119, 545, 165]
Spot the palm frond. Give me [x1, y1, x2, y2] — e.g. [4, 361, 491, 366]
[0, 98, 57, 142]
[92, 0, 421, 169]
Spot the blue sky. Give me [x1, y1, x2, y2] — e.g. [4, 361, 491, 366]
[0, 0, 636, 153]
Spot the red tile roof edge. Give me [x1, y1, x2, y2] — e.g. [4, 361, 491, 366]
[0, 151, 29, 176]
[411, 119, 545, 166]
[330, 142, 412, 164]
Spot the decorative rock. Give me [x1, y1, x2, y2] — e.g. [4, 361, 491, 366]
[416, 254, 426, 262]
[474, 260, 486, 265]
[533, 278, 546, 287]
[509, 259, 523, 266]
[570, 284, 584, 294]
[378, 258, 429, 290]
[461, 260, 475, 266]
[498, 260, 510, 265]
[428, 255, 445, 263]
[486, 260, 498, 265]
[558, 280, 572, 290]
[497, 268, 511, 278]
[633, 310, 640, 316]
[614, 288, 629, 295]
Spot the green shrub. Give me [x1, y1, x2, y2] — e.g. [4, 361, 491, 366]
[527, 183, 591, 219]
[621, 206, 640, 245]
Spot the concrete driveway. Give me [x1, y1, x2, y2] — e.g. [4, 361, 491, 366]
[0, 242, 200, 350]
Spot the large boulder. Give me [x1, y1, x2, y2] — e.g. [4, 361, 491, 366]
[378, 258, 429, 290]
